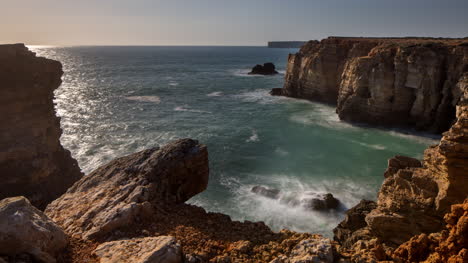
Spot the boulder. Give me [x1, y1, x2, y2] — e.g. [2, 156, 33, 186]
[0, 44, 82, 210]
[270, 88, 284, 96]
[248, 63, 279, 75]
[251, 186, 281, 199]
[45, 139, 209, 240]
[0, 196, 68, 263]
[301, 193, 340, 211]
[94, 236, 182, 263]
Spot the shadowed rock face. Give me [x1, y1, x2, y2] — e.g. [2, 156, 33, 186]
[45, 139, 209, 240]
[0, 44, 82, 210]
[280, 37, 468, 133]
[334, 102, 468, 261]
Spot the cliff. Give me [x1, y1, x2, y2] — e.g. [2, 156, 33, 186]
[280, 37, 468, 133]
[0, 44, 82, 210]
[334, 101, 468, 262]
[268, 41, 307, 48]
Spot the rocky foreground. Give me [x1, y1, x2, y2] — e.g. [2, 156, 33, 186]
[0, 44, 467, 263]
[274, 37, 468, 133]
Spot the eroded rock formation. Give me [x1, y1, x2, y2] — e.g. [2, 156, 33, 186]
[280, 37, 468, 132]
[334, 103, 468, 261]
[0, 44, 82, 209]
[45, 139, 209, 240]
[249, 63, 279, 75]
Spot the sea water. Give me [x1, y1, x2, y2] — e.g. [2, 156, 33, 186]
[31, 46, 438, 236]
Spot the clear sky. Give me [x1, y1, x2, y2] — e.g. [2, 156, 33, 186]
[2, 0, 467, 46]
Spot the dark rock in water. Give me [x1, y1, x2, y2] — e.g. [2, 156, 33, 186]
[333, 200, 377, 249]
[248, 63, 279, 75]
[301, 193, 340, 211]
[251, 186, 280, 199]
[270, 88, 284, 96]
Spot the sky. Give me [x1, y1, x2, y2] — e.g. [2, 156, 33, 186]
[1, 0, 468, 46]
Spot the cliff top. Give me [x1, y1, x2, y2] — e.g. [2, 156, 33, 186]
[316, 36, 468, 46]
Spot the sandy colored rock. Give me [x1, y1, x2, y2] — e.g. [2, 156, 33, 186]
[0, 44, 82, 210]
[45, 139, 209, 240]
[93, 236, 182, 263]
[280, 37, 468, 133]
[0, 196, 68, 263]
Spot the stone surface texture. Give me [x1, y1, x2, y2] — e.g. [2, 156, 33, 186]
[334, 103, 468, 261]
[93, 236, 182, 263]
[281, 37, 468, 133]
[0, 196, 68, 263]
[45, 138, 209, 240]
[0, 44, 82, 210]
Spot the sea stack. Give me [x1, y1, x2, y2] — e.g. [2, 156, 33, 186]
[248, 62, 279, 75]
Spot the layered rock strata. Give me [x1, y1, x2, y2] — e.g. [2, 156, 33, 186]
[0, 44, 82, 209]
[334, 103, 468, 261]
[280, 37, 468, 132]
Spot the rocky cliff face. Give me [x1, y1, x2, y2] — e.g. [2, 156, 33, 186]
[334, 102, 468, 261]
[0, 44, 82, 209]
[281, 37, 468, 132]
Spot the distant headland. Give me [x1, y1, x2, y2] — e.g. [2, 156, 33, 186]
[267, 41, 307, 48]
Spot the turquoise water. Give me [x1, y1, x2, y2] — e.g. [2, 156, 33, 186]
[32, 46, 437, 236]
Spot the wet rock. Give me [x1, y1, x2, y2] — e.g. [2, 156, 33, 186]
[0, 196, 68, 263]
[248, 63, 279, 75]
[270, 88, 284, 96]
[45, 139, 209, 240]
[301, 193, 340, 211]
[93, 236, 182, 263]
[251, 186, 281, 199]
[0, 44, 82, 210]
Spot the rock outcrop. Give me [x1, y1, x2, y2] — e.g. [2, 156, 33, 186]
[93, 236, 182, 263]
[0, 196, 68, 263]
[280, 37, 468, 133]
[45, 139, 209, 240]
[249, 63, 279, 75]
[0, 44, 82, 210]
[334, 103, 468, 260]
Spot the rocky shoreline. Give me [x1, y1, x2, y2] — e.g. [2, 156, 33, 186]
[275, 37, 468, 133]
[0, 44, 467, 262]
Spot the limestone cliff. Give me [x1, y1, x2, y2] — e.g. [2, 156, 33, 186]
[334, 102, 468, 262]
[0, 44, 82, 210]
[281, 37, 468, 133]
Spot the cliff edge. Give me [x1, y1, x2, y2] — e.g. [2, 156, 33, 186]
[280, 37, 468, 133]
[0, 44, 82, 210]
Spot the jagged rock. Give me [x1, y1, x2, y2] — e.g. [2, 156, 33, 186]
[248, 63, 279, 75]
[0, 44, 82, 210]
[333, 200, 377, 249]
[301, 193, 340, 211]
[334, 104, 468, 259]
[45, 139, 209, 240]
[383, 155, 422, 178]
[393, 199, 468, 263]
[94, 236, 182, 263]
[0, 196, 68, 263]
[269, 237, 334, 263]
[280, 37, 468, 133]
[251, 186, 281, 199]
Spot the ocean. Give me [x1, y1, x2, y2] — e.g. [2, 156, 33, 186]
[31, 46, 438, 237]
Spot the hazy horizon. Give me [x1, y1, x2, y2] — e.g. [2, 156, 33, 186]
[3, 0, 468, 46]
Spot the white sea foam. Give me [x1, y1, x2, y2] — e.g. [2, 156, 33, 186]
[174, 106, 211, 114]
[126, 96, 161, 103]
[169, 81, 179, 86]
[246, 129, 259, 142]
[207, 91, 223, 97]
[349, 140, 387, 150]
[275, 147, 290, 156]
